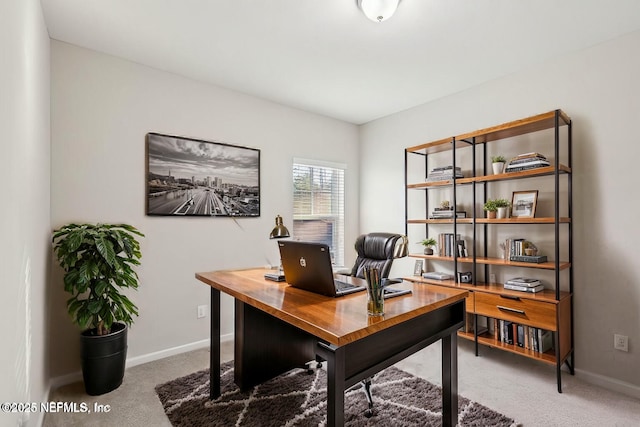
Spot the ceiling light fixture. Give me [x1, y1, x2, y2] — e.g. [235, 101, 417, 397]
[357, 0, 401, 23]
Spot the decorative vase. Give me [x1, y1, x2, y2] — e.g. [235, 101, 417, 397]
[492, 162, 505, 175]
[486, 210, 496, 219]
[497, 207, 507, 219]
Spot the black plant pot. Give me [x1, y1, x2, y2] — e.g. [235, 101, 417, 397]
[80, 322, 128, 396]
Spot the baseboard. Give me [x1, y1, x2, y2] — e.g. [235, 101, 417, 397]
[48, 333, 233, 391]
[576, 368, 640, 399]
[49, 370, 83, 390]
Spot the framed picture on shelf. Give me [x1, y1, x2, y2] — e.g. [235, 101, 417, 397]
[511, 190, 538, 218]
[413, 260, 424, 276]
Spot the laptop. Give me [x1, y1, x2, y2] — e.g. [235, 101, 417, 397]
[278, 240, 366, 297]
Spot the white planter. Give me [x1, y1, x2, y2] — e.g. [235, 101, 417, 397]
[497, 207, 508, 219]
[492, 162, 505, 175]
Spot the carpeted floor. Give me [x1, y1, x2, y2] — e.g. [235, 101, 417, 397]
[155, 361, 519, 426]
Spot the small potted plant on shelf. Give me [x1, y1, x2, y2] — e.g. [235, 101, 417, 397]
[494, 198, 510, 219]
[52, 223, 144, 395]
[419, 238, 437, 255]
[491, 155, 506, 175]
[483, 199, 498, 219]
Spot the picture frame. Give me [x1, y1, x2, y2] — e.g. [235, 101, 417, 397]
[511, 190, 538, 218]
[413, 260, 424, 276]
[146, 133, 260, 217]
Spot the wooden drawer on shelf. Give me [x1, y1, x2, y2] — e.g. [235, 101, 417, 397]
[474, 292, 556, 331]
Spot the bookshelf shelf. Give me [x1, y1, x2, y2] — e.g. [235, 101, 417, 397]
[403, 109, 574, 392]
[408, 217, 571, 225]
[458, 332, 557, 364]
[407, 255, 571, 270]
[407, 165, 571, 189]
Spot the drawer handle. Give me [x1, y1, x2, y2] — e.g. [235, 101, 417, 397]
[500, 295, 521, 301]
[497, 305, 525, 315]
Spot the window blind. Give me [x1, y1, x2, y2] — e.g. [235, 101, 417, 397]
[292, 159, 345, 266]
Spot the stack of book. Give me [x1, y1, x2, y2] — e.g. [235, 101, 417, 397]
[493, 320, 553, 352]
[429, 207, 467, 219]
[503, 277, 544, 293]
[505, 152, 550, 172]
[505, 238, 547, 263]
[437, 233, 468, 257]
[426, 166, 463, 182]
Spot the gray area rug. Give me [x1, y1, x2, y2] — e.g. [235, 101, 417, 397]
[155, 361, 519, 426]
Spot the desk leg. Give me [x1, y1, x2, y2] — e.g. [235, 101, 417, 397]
[210, 288, 220, 400]
[324, 345, 345, 427]
[441, 333, 458, 427]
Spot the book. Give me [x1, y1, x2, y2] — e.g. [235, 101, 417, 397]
[510, 255, 548, 263]
[505, 277, 541, 286]
[430, 165, 462, 172]
[508, 238, 526, 258]
[504, 280, 542, 289]
[531, 327, 539, 352]
[429, 211, 467, 219]
[517, 324, 525, 347]
[504, 163, 549, 172]
[506, 161, 549, 168]
[504, 283, 545, 293]
[511, 152, 547, 160]
[426, 173, 463, 182]
[422, 271, 453, 280]
[438, 233, 461, 257]
[456, 239, 468, 257]
[504, 321, 514, 344]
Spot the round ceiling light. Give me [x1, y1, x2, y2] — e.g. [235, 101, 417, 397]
[357, 0, 401, 23]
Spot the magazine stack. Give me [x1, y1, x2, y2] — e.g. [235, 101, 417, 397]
[429, 207, 467, 219]
[426, 166, 463, 182]
[503, 277, 544, 293]
[505, 152, 550, 172]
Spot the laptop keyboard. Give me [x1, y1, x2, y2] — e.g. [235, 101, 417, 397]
[334, 280, 356, 291]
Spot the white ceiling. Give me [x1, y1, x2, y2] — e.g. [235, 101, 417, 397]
[41, 0, 640, 124]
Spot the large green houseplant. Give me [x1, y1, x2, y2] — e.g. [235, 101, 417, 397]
[52, 223, 144, 395]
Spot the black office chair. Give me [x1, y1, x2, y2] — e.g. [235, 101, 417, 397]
[349, 232, 408, 416]
[349, 232, 407, 282]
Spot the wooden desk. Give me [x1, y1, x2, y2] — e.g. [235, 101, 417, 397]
[196, 268, 467, 427]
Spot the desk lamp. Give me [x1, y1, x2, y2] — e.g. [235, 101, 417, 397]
[269, 215, 290, 239]
[265, 215, 290, 281]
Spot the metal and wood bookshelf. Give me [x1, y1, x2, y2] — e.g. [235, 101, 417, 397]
[403, 109, 574, 392]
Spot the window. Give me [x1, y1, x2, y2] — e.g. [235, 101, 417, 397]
[293, 159, 345, 266]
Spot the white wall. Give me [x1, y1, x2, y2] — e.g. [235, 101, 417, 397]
[0, 0, 51, 425]
[359, 30, 640, 394]
[49, 41, 359, 379]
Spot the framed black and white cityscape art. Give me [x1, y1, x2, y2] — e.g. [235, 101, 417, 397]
[146, 133, 260, 217]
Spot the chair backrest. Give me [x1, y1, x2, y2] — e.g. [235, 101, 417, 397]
[350, 232, 404, 279]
